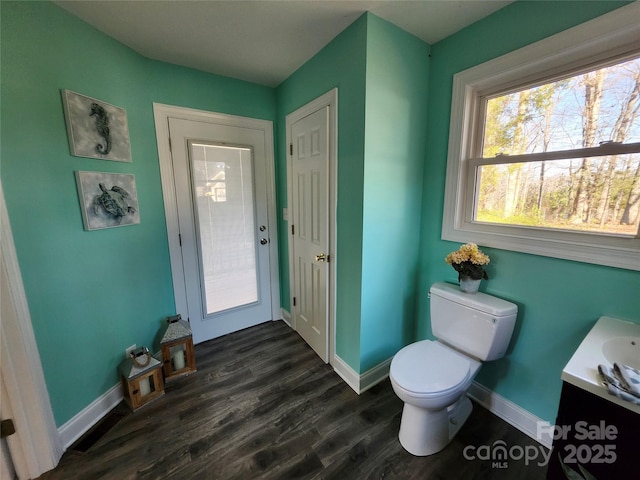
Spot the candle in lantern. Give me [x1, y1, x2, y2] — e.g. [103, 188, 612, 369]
[173, 350, 186, 370]
[139, 377, 151, 397]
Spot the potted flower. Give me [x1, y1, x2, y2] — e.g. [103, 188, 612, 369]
[445, 243, 490, 293]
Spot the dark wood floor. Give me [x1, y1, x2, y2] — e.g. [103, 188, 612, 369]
[38, 320, 548, 480]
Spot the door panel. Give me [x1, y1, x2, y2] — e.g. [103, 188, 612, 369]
[291, 106, 329, 361]
[169, 118, 272, 343]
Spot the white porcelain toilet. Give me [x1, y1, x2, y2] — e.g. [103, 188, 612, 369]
[390, 282, 517, 456]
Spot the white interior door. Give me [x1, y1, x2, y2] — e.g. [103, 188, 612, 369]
[168, 117, 275, 343]
[0, 182, 62, 477]
[1, 375, 17, 480]
[290, 106, 330, 361]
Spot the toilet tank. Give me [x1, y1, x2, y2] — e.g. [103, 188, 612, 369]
[429, 282, 517, 361]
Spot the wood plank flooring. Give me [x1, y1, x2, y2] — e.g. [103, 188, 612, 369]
[38, 320, 549, 480]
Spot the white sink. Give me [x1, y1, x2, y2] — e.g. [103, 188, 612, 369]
[562, 316, 640, 414]
[602, 336, 640, 370]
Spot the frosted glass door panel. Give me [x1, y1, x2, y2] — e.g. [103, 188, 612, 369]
[190, 143, 258, 315]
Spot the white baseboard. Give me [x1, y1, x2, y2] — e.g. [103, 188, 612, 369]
[280, 308, 292, 328]
[359, 358, 391, 393]
[331, 354, 391, 394]
[467, 382, 551, 449]
[58, 383, 123, 449]
[331, 354, 361, 393]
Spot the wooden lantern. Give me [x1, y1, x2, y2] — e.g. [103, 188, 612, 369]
[118, 347, 165, 412]
[159, 315, 196, 381]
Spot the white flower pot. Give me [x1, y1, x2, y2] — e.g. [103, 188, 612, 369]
[459, 276, 481, 294]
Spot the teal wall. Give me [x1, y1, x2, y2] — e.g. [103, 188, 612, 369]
[276, 15, 368, 370]
[360, 15, 430, 371]
[1, 1, 275, 426]
[2, 0, 638, 432]
[276, 13, 429, 372]
[419, 1, 639, 423]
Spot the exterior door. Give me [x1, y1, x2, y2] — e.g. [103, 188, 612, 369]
[290, 106, 330, 361]
[168, 117, 275, 343]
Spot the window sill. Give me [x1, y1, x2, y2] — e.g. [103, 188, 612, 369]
[443, 220, 640, 271]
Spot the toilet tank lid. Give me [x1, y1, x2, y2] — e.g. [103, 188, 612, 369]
[430, 282, 517, 317]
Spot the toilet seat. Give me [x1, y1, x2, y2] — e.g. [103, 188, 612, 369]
[390, 340, 471, 396]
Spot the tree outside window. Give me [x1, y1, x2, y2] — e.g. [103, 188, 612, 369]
[475, 56, 640, 236]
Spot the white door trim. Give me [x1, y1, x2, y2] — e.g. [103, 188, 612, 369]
[0, 182, 63, 478]
[153, 104, 281, 329]
[285, 88, 338, 365]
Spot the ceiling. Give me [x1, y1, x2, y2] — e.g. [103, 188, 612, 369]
[55, 0, 512, 87]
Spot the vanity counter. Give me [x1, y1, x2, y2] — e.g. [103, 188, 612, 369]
[547, 316, 640, 479]
[561, 315, 640, 415]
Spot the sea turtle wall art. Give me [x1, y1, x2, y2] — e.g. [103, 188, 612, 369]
[76, 171, 140, 230]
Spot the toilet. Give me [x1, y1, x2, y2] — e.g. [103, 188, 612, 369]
[390, 282, 517, 456]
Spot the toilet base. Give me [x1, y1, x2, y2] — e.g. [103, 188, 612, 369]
[398, 395, 473, 456]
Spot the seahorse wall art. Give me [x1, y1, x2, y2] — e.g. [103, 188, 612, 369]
[90, 102, 112, 155]
[61, 90, 132, 162]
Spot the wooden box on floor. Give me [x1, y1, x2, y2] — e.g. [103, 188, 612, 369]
[159, 315, 196, 381]
[118, 347, 165, 412]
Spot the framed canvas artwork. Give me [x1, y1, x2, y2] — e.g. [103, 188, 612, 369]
[75, 171, 140, 230]
[62, 90, 132, 162]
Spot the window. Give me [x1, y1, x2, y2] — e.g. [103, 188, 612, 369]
[442, 3, 640, 271]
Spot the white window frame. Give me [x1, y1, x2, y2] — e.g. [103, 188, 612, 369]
[442, 2, 640, 271]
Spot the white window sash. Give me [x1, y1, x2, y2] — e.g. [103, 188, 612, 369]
[470, 142, 640, 167]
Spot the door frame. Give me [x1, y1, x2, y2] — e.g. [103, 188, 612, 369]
[0, 182, 63, 478]
[285, 88, 338, 364]
[153, 104, 281, 333]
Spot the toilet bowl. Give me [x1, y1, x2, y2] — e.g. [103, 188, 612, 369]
[390, 340, 481, 455]
[390, 282, 517, 456]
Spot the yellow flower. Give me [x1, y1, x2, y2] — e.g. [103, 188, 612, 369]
[445, 243, 490, 265]
[445, 243, 490, 280]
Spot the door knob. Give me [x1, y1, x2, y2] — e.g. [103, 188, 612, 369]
[315, 253, 327, 262]
[260, 238, 268, 245]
